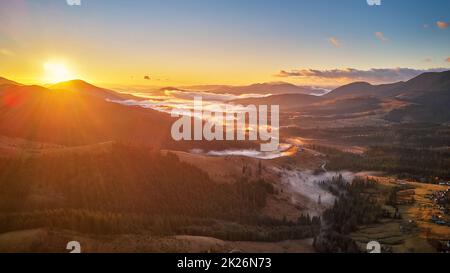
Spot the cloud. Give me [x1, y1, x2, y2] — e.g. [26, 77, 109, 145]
[0, 48, 14, 56]
[446, 57, 450, 63]
[375, 31, 388, 41]
[422, 58, 432, 63]
[274, 68, 449, 83]
[437, 21, 449, 29]
[423, 24, 429, 29]
[328, 37, 341, 47]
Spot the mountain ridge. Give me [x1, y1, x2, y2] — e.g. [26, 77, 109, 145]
[324, 70, 450, 99]
[0, 77, 23, 87]
[0, 81, 172, 147]
[50, 79, 138, 100]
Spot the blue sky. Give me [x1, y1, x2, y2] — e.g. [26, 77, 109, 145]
[0, 0, 449, 86]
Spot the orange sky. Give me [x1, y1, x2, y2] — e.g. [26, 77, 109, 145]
[1, 0, 449, 88]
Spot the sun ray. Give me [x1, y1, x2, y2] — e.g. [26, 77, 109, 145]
[43, 61, 74, 84]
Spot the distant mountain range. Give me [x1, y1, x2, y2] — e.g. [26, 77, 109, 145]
[0, 77, 23, 86]
[209, 82, 328, 95]
[324, 70, 450, 100]
[0, 69, 449, 149]
[163, 82, 329, 96]
[232, 70, 450, 123]
[231, 93, 321, 108]
[323, 81, 406, 99]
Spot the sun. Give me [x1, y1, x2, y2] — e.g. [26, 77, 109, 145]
[43, 61, 74, 84]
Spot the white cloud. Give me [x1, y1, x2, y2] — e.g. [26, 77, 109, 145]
[275, 68, 449, 83]
[375, 31, 388, 41]
[437, 21, 449, 29]
[328, 37, 341, 47]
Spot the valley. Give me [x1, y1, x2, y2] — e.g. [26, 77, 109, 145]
[0, 71, 449, 253]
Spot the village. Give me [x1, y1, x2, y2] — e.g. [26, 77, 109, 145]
[427, 187, 450, 226]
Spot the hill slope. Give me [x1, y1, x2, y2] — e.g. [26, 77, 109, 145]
[208, 82, 320, 95]
[324, 81, 405, 99]
[50, 80, 138, 100]
[231, 93, 321, 109]
[0, 77, 22, 87]
[0, 83, 172, 146]
[324, 70, 450, 101]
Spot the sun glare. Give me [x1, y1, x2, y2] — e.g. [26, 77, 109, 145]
[43, 62, 74, 84]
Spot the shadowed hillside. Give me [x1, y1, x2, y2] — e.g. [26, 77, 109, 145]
[233, 70, 450, 123]
[0, 82, 172, 147]
[0, 77, 22, 87]
[50, 80, 138, 100]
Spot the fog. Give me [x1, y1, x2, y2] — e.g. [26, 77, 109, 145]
[191, 143, 293, 160]
[276, 168, 356, 214]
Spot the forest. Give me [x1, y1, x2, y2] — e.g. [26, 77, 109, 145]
[0, 143, 319, 241]
[314, 177, 384, 253]
[310, 144, 450, 181]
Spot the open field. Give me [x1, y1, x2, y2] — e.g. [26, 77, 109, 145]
[0, 229, 314, 253]
[350, 177, 450, 253]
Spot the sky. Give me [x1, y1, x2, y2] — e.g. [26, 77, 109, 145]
[0, 0, 449, 87]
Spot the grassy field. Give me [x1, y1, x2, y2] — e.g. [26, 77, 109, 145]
[350, 177, 449, 253]
[0, 228, 315, 253]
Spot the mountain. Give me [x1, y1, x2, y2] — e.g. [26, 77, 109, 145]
[207, 82, 320, 95]
[393, 70, 450, 100]
[159, 82, 320, 96]
[0, 81, 172, 146]
[324, 81, 405, 99]
[231, 93, 321, 109]
[0, 77, 22, 87]
[159, 86, 186, 92]
[233, 92, 386, 119]
[318, 70, 450, 123]
[325, 70, 450, 100]
[386, 90, 450, 123]
[302, 96, 382, 115]
[50, 79, 138, 100]
[381, 71, 450, 123]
